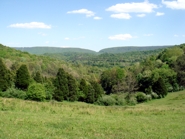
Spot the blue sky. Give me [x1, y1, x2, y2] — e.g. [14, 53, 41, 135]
[0, 0, 185, 51]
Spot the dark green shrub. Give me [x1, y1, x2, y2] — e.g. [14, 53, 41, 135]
[26, 83, 46, 101]
[135, 92, 147, 103]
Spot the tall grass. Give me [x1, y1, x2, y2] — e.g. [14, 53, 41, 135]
[0, 91, 185, 139]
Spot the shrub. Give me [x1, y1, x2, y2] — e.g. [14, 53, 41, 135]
[0, 87, 26, 99]
[125, 93, 137, 105]
[135, 92, 147, 103]
[96, 95, 116, 106]
[26, 83, 46, 101]
[151, 92, 159, 99]
[112, 94, 126, 106]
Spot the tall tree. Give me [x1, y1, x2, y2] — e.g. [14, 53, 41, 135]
[33, 71, 43, 83]
[90, 81, 103, 102]
[67, 74, 78, 101]
[78, 78, 88, 101]
[53, 68, 69, 101]
[174, 54, 185, 87]
[85, 84, 95, 103]
[15, 64, 30, 90]
[0, 58, 11, 91]
[153, 77, 167, 98]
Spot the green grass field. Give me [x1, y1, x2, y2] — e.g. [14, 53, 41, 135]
[0, 91, 185, 139]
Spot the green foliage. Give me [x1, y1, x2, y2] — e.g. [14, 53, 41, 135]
[85, 84, 95, 103]
[0, 87, 26, 99]
[78, 78, 88, 101]
[15, 64, 30, 90]
[43, 81, 54, 100]
[100, 67, 125, 94]
[53, 68, 69, 101]
[33, 71, 43, 83]
[135, 92, 148, 103]
[151, 92, 159, 99]
[125, 93, 138, 105]
[153, 77, 168, 98]
[26, 83, 46, 101]
[67, 74, 78, 101]
[96, 95, 116, 106]
[174, 54, 185, 87]
[90, 81, 104, 102]
[158, 47, 183, 66]
[0, 58, 11, 91]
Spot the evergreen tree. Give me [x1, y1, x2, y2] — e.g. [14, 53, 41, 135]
[15, 64, 30, 90]
[33, 71, 43, 83]
[0, 58, 11, 91]
[67, 74, 78, 101]
[53, 68, 69, 101]
[85, 84, 95, 103]
[90, 81, 103, 102]
[78, 78, 88, 101]
[153, 77, 167, 98]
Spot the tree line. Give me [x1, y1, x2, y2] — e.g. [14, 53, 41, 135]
[0, 43, 185, 105]
[0, 59, 103, 103]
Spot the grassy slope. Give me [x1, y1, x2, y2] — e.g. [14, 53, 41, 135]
[0, 91, 185, 139]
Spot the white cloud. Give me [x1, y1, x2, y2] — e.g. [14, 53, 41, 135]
[45, 41, 49, 44]
[183, 35, 185, 37]
[38, 32, 47, 36]
[8, 22, 51, 29]
[144, 34, 153, 36]
[109, 34, 133, 40]
[174, 34, 179, 37]
[137, 14, 146, 17]
[64, 37, 70, 40]
[106, 1, 158, 13]
[110, 13, 131, 19]
[67, 9, 95, 17]
[162, 0, 185, 9]
[94, 16, 102, 20]
[156, 12, 165, 16]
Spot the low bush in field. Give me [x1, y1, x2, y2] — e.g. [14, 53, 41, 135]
[96, 94, 126, 106]
[0, 87, 26, 99]
[26, 83, 46, 101]
[135, 92, 148, 103]
[96, 95, 116, 106]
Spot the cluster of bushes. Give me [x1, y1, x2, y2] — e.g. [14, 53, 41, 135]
[95, 91, 160, 106]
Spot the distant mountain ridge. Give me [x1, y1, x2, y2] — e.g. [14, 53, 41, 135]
[15, 47, 96, 55]
[14, 45, 173, 55]
[99, 46, 173, 53]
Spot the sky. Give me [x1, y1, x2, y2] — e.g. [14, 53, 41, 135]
[0, 0, 185, 51]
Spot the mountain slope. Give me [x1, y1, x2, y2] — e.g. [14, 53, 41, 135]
[15, 47, 96, 55]
[99, 46, 173, 53]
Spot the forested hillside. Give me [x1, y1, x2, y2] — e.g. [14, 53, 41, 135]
[99, 45, 172, 53]
[44, 49, 164, 68]
[15, 47, 96, 55]
[0, 43, 185, 106]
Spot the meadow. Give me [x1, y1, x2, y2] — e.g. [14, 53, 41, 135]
[0, 91, 185, 139]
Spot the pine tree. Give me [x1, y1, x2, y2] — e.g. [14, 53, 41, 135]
[15, 64, 30, 90]
[90, 81, 104, 102]
[78, 78, 88, 101]
[33, 71, 43, 83]
[67, 74, 77, 101]
[0, 58, 11, 91]
[85, 84, 95, 103]
[53, 68, 69, 101]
